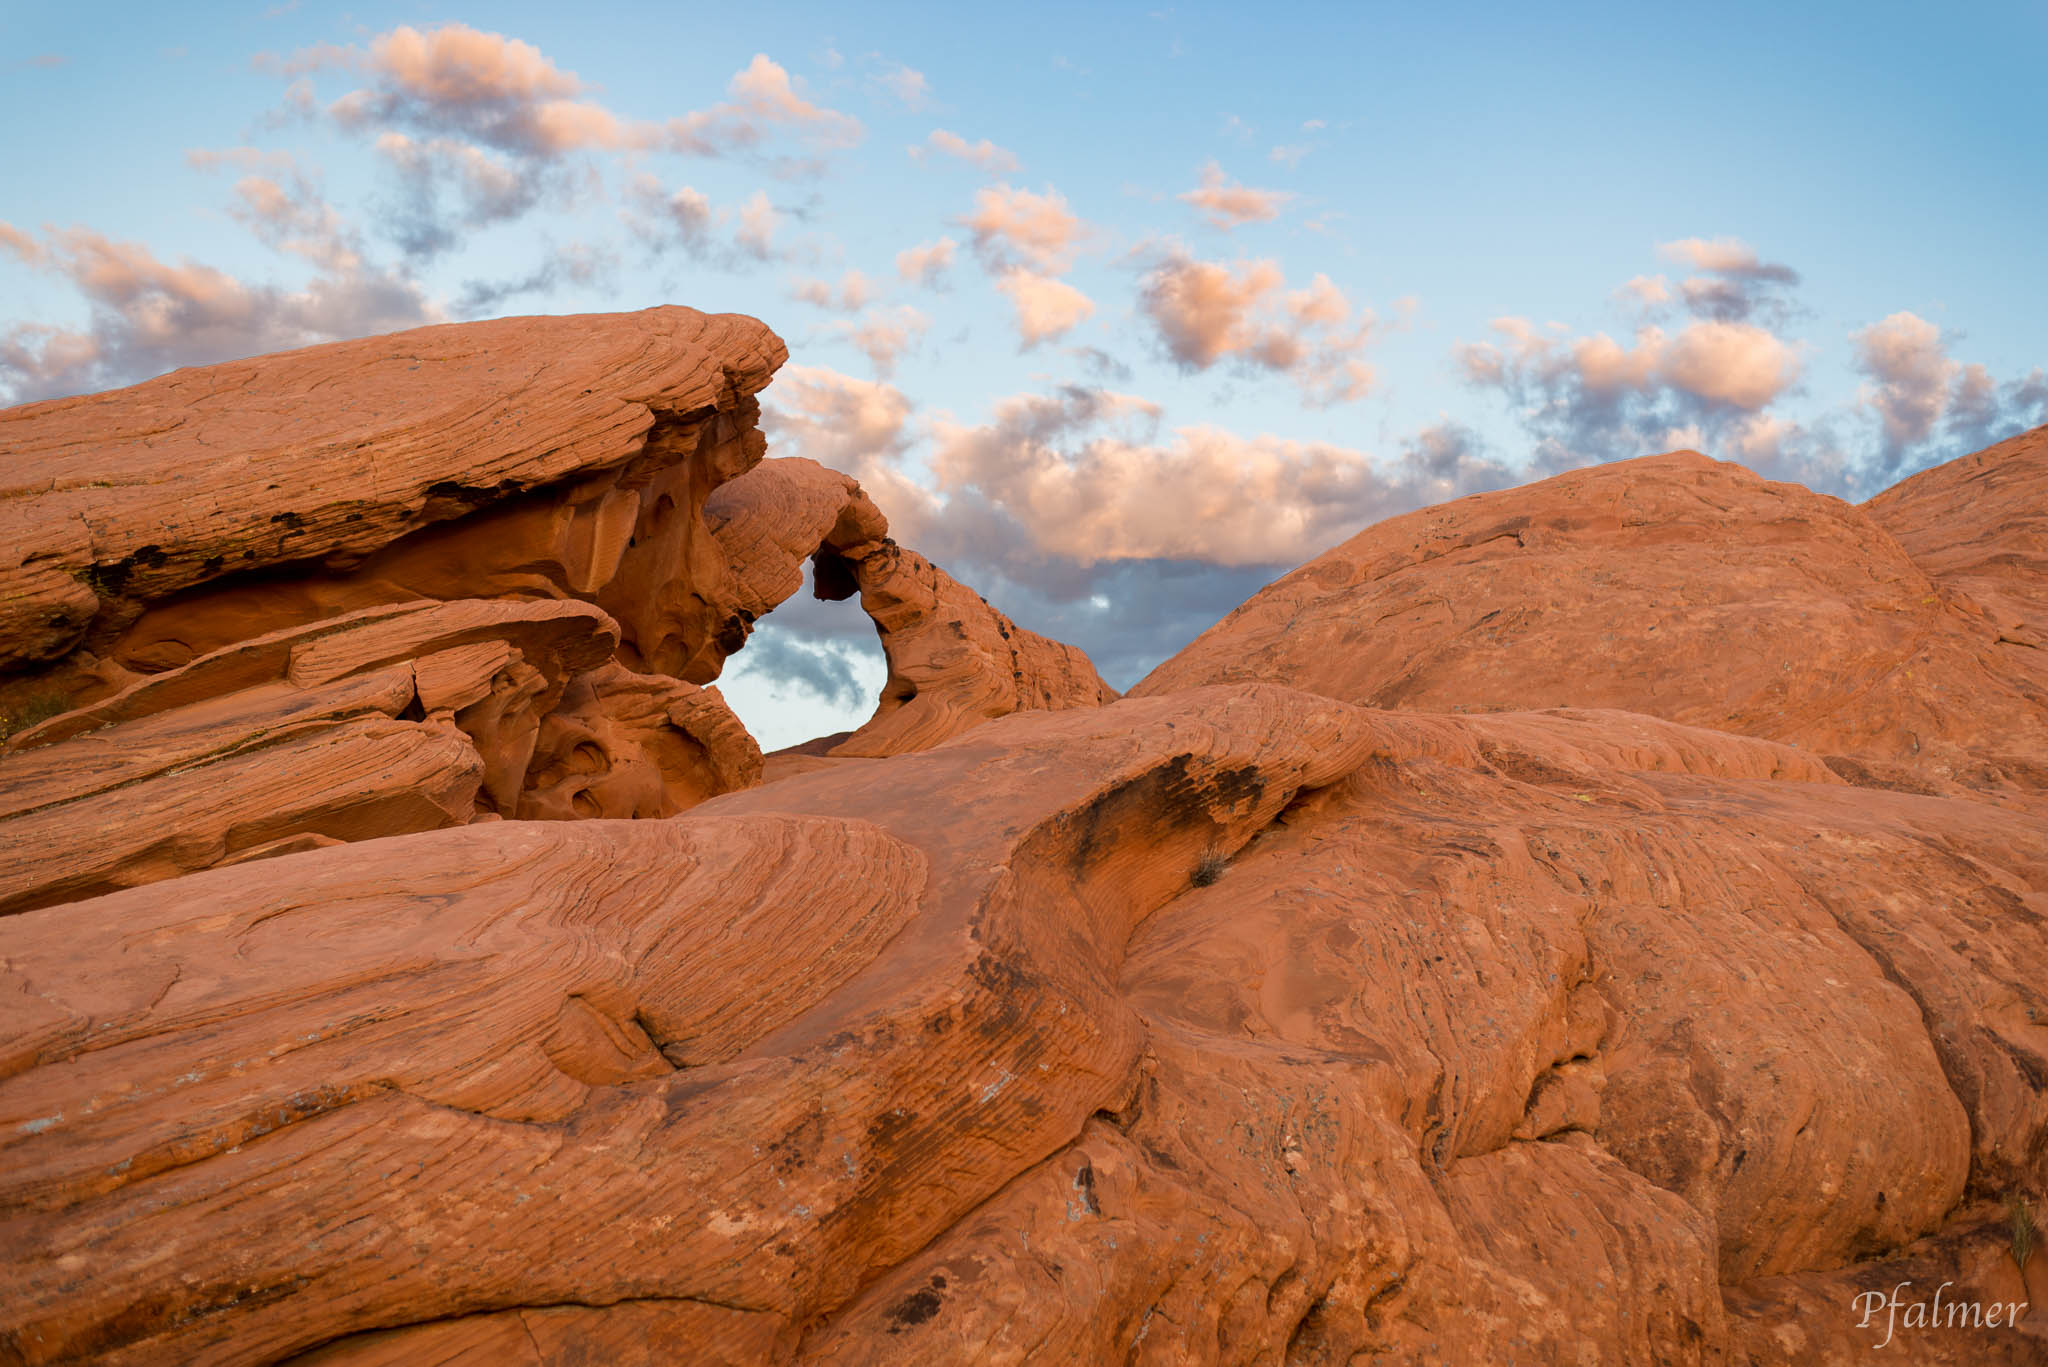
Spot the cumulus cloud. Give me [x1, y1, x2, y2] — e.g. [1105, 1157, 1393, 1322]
[1457, 314, 1802, 471]
[289, 29, 859, 160]
[915, 129, 1019, 175]
[788, 269, 876, 312]
[622, 173, 715, 255]
[1655, 235, 1801, 324]
[619, 175, 806, 268]
[305, 23, 652, 158]
[1137, 249, 1374, 404]
[995, 270, 1094, 347]
[815, 305, 930, 380]
[1178, 161, 1293, 230]
[727, 627, 870, 710]
[267, 28, 857, 257]
[1659, 236, 1799, 282]
[1853, 311, 2048, 476]
[927, 386, 1515, 566]
[760, 363, 931, 533]
[896, 236, 957, 286]
[1853, 311, 1954, 455]
[961, 183, 1084, 273]
[0, 221, 436, 403]
[669, 53, 863, 156]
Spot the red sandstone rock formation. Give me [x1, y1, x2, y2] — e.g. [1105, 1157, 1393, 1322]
[0, 310, 2043, 1366]
[0, 311, 1115, 895]
[4, 685, 2044, 1363]
[707, 456, 1119, 758]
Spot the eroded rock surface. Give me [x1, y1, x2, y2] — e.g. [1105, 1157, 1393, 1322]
[706, 457, 1118, 757]
[2, 684, 2043, 1363]
[0, 313, 1114, 906]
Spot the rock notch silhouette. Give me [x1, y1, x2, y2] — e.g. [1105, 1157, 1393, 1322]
[1, 310, 2042, 1365]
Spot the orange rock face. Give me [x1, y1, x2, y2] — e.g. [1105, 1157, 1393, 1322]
[1, 311, 2043, 1367]
[0, 310, 1116, 897]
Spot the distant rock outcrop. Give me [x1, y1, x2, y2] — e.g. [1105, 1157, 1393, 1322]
[1134, 447, 2048, 791]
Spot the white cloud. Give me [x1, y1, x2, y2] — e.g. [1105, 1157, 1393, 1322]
[1138, 248, 1374, 404]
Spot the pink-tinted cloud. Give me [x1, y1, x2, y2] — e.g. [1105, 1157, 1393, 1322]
[1846, 310, 2044, 467]
[1658, 236, 1799, 282]
[896, 237, 957, 286]
[760, 363, 931, 535]
[823, 304, 930, 378]
[668, 53, 862, 156]
[1656, 236, 1801, 323]
[1461, 316, 1799, 413]
[0, 221, 436, 404]
[788, 270, 877, 312]
[1853, 311, 1953, 452]
[928, 386, 1514, 565]
[960, 183, 1084, 273]
[1661, 320, 1800, 409]
[915, 129, 1019, 175]
[1178, 161, 1292, 230]
[314, 23, 651, 157]
[1138, 249, 1374, 404]
[995, 270, 1094, 347]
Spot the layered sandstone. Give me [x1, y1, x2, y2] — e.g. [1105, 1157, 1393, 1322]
[0, 312, 1115, 902]
[3, 684, 2043, 1363]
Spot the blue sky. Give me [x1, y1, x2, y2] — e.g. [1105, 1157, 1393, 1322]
[4, 2, 2044, 746]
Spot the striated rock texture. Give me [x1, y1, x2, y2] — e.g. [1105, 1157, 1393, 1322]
[3, 683, 2044, 1364]
[0, 311, 1114, 907]
[0, 307, 783, 687]
[1134, 443, 2048, 791]
[0, 598, 617, 916]
[1, 312, 2044, 1367]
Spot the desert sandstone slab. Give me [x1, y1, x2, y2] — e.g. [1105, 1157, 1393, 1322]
[3, 684, 2043, 1363]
